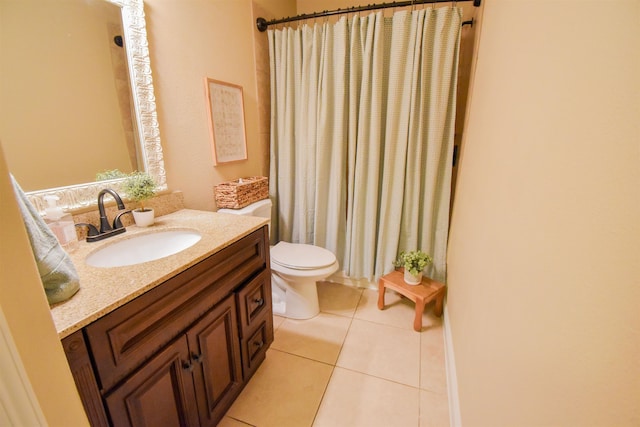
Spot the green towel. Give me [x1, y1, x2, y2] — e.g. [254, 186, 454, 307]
[10, 175, 80, 304]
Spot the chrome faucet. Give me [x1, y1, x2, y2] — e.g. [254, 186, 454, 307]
[79, 189, 132, 242]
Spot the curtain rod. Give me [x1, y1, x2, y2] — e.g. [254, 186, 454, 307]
[256, 0, 480, 32]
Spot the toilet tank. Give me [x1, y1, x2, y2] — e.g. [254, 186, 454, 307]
[218, 198, 272, 219]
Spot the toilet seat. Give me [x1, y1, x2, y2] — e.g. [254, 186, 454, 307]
[271, 241, 336, 270]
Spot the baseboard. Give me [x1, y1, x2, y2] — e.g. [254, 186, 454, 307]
[443, 304, 462, 427]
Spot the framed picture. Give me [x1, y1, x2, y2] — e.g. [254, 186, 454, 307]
[204, 78, 248, 164]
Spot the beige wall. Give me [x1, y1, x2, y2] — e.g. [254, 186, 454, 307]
[0, 142, 88, 425]
[447, 1, 640, 426]
[145, 0, 273, 211]
[253, 0, 295, 21]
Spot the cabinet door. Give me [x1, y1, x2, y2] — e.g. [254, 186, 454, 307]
[104, 336, 199, 427]
[187, 296, 243, 427]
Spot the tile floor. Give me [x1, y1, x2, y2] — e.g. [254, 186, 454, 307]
[221, 281, 450, 427]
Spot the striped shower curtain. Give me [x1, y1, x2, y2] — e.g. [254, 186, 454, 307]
[268, 6, 461, 283]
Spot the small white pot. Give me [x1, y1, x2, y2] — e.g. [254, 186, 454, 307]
[132, 208, 155, 227]
[403, 269, 423, 286]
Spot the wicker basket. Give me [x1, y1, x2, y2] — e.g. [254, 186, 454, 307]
[214, 176, 269, 209]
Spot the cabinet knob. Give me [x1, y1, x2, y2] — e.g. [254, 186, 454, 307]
[253, 340, 264, 349]
[182, 360, 194, 372]
[253, 298, 264, 306]
[191, 352, 203, 364]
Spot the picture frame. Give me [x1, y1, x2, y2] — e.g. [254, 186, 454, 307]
[204, 78, 248, 164]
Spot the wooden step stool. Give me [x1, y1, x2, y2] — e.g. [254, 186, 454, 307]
[377, 270, 446, 332]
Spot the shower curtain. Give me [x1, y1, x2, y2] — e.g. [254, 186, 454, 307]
[268, 6, 461, 283]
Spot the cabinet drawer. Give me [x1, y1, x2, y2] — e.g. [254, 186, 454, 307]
[236, 269, 272, 337]
[86, 227, 267, 391]
[240, 319, 272, 380]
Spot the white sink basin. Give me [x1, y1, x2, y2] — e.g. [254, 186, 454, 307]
[86, 230, 202, 268]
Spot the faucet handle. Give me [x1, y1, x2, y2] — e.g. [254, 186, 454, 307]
[75, 223, 99, 237]
[113, 209, 133, 230]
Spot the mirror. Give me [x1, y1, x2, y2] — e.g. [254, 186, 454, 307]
[0, 0, 166, 212]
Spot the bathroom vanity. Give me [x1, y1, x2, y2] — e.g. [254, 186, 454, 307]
[52, 210, 273, 426]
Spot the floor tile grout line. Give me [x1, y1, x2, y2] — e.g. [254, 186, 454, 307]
[320, 286, 433, 392]
[256, 347, 337, 426]
[319, 286, 361, 367]
[225, 415, 256, 427]
[332, 364, 423, 391]
[271, 319, 448, 390]
[311, 293, 359, 427]
[267, 347, 337, 369]
[271, 306, 357, 368]
[318, 285, 364, 320]
[310, 365, 336, 427]
[351, 314, 440, 334]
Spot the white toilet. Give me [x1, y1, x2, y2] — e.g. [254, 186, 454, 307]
[218, 199, 339, 319]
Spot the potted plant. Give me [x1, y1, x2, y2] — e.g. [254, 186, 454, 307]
[123, 171, 157, 227]
[393, 250, 433, 285]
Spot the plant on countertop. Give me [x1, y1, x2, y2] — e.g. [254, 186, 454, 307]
[393, 250, 433, 276]
[123, 171, 157, 212]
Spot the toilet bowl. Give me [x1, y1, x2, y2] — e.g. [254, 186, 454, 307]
[218, 199, 339, 319]
[270, 241, 339, 319]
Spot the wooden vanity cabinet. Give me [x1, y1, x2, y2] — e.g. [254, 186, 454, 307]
[62, 226, 273, 427]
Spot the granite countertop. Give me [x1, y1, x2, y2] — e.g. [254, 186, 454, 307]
[50, 209, 268, 339]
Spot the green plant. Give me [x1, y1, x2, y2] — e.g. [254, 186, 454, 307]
[123, 171, 157, 212]
[393, 250, 433, 276]
[96, 169, 127, 181]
